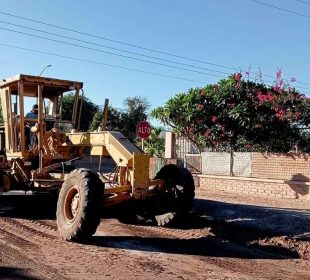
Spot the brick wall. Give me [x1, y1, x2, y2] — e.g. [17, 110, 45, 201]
[192, 174, 200, 190]
[198, 174, 310, 200]
[251, 153, 310, 181]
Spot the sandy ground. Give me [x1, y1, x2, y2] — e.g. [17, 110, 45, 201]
[0, 190, 310, 279]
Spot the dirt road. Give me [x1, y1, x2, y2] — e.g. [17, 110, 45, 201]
[1, 193, 310, 280]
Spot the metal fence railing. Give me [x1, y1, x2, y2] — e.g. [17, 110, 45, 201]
[175, 135, 200, 168]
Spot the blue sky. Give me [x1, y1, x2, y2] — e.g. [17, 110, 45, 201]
[0, 0, 309, 125]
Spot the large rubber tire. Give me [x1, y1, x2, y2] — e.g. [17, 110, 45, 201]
[175, 167, 195, 215]
[154, 164, 195, 225]
[56, 169, 104, 242]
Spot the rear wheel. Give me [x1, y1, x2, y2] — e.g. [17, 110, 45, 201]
[56, 169, 104, 242]
[153, 164, 195, 226]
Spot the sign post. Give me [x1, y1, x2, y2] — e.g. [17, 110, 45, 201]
[136, 121, 151, 151]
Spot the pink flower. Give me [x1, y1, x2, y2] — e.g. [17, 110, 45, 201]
[257, 91, 273, 102]
[294, 112, 301, 120]
[234, 73, 242, 81]
[245, 66, 251, 79]
[275, 109, 285, 120]
[246, 144, 253, 148]
[265, 91, 275, 101]
[273, 85, 279, 92]
[276, 68, 282, 79]
[197, 104, 203, 110]
[201, 89, 206, 96]
[211, 116, 217, 123]
[204, 129, 211, 138]
[227, 102, 235, 108]
[195, 117, 202, 124]
[257, 91, 264, 101]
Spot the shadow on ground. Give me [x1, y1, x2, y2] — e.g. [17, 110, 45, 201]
[0, 267, 40, 280]
[87, 234, 297, 260]
[1, 194, 309, 259]
[194, 198, 310, 241]
[0, 193, 58, 219]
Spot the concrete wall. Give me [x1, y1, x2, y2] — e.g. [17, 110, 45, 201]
[201, 152, 251, 177]
[200, 152, 310, 181]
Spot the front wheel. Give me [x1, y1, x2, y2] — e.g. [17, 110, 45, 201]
[56, 169, 104, 242]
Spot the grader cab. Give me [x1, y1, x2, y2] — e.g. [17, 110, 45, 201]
[0, 74, 195, 242]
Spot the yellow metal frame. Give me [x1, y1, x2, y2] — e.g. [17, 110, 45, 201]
[0, 74, 161, 201]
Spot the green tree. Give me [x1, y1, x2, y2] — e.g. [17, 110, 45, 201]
[90, 96, 150, 142]
[144, 127, 165, 157]
[152, 72, 309, 152]
[122, 96, 150, 142]
[62, 93, 99, 131]
[152, 88, 203, 149]
[89, 106, 124, 131]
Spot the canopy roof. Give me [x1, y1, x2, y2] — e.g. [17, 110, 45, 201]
[0, 74, 83, 97]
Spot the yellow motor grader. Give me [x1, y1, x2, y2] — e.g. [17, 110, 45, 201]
[0, 74, 195, 242]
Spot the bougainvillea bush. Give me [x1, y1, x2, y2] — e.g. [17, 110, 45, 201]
[152, 71, 310, 152]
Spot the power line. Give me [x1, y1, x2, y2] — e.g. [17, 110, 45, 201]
[0, 24, 309, 90]
[0, 11, 238, 71]
[0, 43, 214, 84]
[1, 12, 309, 87]
[296, 0, 310, 5]
[0, 27, 231, 79]
[0, 19, 233, 76]
[1, 43, 309, 94]
[248, 0, 310, 19]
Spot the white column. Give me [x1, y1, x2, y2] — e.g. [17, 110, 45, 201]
[165, 131, 176, 159]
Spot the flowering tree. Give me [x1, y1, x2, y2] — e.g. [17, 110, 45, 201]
[152, 71, 309, 152]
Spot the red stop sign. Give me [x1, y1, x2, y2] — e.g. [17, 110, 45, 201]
[136, 121, 151, 139]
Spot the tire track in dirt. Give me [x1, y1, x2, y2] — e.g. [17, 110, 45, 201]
[0, 217, 175, 279]
[0, 217, 58, 240]
[36, 219, 58, 231]
[1, 216, 310, 280]
[0, 219, 68, 279]
[95, 219, 308, 280]
[97, 215, 212, 240]
[0, 242, 68, 280]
